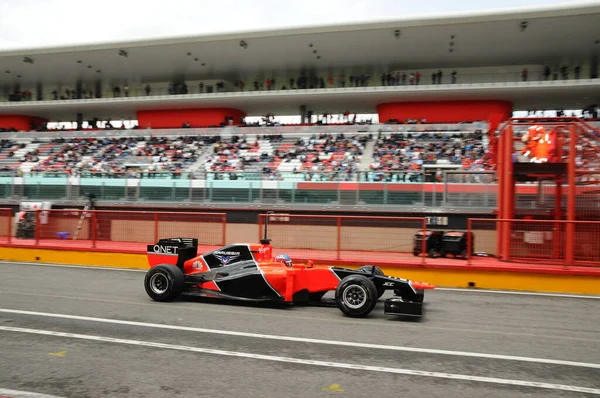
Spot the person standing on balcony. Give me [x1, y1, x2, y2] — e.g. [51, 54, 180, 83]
[521, 68, 528, 81]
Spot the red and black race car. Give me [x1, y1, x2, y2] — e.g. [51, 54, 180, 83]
[144, 228, 435, 318]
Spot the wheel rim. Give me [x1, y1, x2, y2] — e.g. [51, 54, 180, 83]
[149, 272, 169, 295]
[342, 284, 367, 309]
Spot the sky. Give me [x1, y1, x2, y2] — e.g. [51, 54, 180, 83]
[0, 0, 596, 50]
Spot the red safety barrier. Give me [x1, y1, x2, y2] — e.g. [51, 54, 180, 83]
[258, 214, 428, 265]
[8, 210, 227, 253]
[468, 218, 600, 267]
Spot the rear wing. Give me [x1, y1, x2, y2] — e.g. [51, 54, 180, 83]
[147, 238, 198, 268]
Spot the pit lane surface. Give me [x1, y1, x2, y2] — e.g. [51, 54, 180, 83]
[0, 261, 598, 398]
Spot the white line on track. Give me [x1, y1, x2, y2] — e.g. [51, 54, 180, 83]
[0, 388, 61, 398]
[1, 260, 599, 299]
[1, 308, 598, 370]
[0, 388, 65, 398]
[0, 325, 598, 395]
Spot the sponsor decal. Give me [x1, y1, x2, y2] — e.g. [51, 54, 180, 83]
[258, 246, 270, 254]
[383, 282, 395, 287]
[192, 260, 204, 270]
[152, 245, 179, 255]
[214, 251, 240, 265]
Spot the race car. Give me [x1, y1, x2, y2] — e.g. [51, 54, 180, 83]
[144, 231, 435, 318]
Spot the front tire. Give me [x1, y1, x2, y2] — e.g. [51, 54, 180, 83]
[358, 265, 386, 299]
[144, 264, 184, 302]
[335, 275, 378, 318]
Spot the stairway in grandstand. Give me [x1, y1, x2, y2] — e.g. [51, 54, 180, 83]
[359, 140, 376, 170]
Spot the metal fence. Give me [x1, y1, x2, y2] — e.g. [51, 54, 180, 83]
[258, 213, 428, 263]
[4, 210, 226, 252]
[467, 218, 600, 267]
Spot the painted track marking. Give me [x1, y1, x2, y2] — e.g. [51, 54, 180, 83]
[0, 326, 598, 395]
[0, 308, 598, 370]
[0, 290, 598, 343]
[0, 388, 65, 398]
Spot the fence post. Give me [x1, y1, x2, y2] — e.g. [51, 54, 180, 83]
[336, 217, 342, 260]
[258, 214, 263, 241]
[7, 209, 12, 244]
[222, 214, 227, 246]
[467, 218, 472, 265]
[154, 213, 159, 243]
[422, 218, 427, 265]
[91, 211, 97, 249]
[35, 209, 40, 246]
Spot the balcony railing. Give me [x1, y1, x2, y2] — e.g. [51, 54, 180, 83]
[2, 74, 599, 104]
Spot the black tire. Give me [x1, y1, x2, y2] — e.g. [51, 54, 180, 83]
[460, 250, 468, 260]
[357, 265, 386, 298]
[413, 250, 420, 257]
[335, 275, 378, 318]
[428, 248, 439, 258]
[144, 264, 184, 302]
[358, 265, 384, 276]
[440, 250, 447, 258]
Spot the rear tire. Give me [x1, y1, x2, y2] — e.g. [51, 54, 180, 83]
[144, 264, 184, 302]
[335, 275, 378, 318]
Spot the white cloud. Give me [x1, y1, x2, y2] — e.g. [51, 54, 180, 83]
[0, 0, 590, 50]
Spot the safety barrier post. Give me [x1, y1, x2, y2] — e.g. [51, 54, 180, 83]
[258, 214, 263, 242]
[153, 213, 159, 243]
[7, 209, 12, 244]
[91, 211, 97, 248]
[336, 217, 342, 260]
[467, 218, 473, 265]
[34, 209, 40, 246]
[421, 218, 427, 265]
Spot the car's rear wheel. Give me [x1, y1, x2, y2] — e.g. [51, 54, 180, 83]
[144, 264, 184, 302]
[335, 275, 378, 318]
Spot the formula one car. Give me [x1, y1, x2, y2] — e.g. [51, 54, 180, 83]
[144, 223, 435, 318]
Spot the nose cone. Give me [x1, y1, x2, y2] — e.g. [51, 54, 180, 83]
[411, 281, 436, 290]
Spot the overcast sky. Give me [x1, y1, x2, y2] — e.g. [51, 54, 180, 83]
[0, 0, 596, 50]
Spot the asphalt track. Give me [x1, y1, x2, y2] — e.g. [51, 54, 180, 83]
[0, 261, 598, 398]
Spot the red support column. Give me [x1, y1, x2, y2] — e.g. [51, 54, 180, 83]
[565, 124, 577, 266]
[500, 125, 514, 261]
[496, 128, 505, 259]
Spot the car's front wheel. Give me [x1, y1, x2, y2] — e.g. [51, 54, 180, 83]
[144, 264, 184, 302]
[335, 275, 378, 318]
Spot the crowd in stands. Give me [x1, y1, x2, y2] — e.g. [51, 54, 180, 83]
[0, 124, 529, 182]
[369, 131, 490, 181]
[21, 136, 206, 176]
[203, 133, 370, 181]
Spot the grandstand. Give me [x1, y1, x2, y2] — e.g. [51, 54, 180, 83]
[0, 3, 599, 268]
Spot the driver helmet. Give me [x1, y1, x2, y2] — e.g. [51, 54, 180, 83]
[274, 254, 292, 267]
